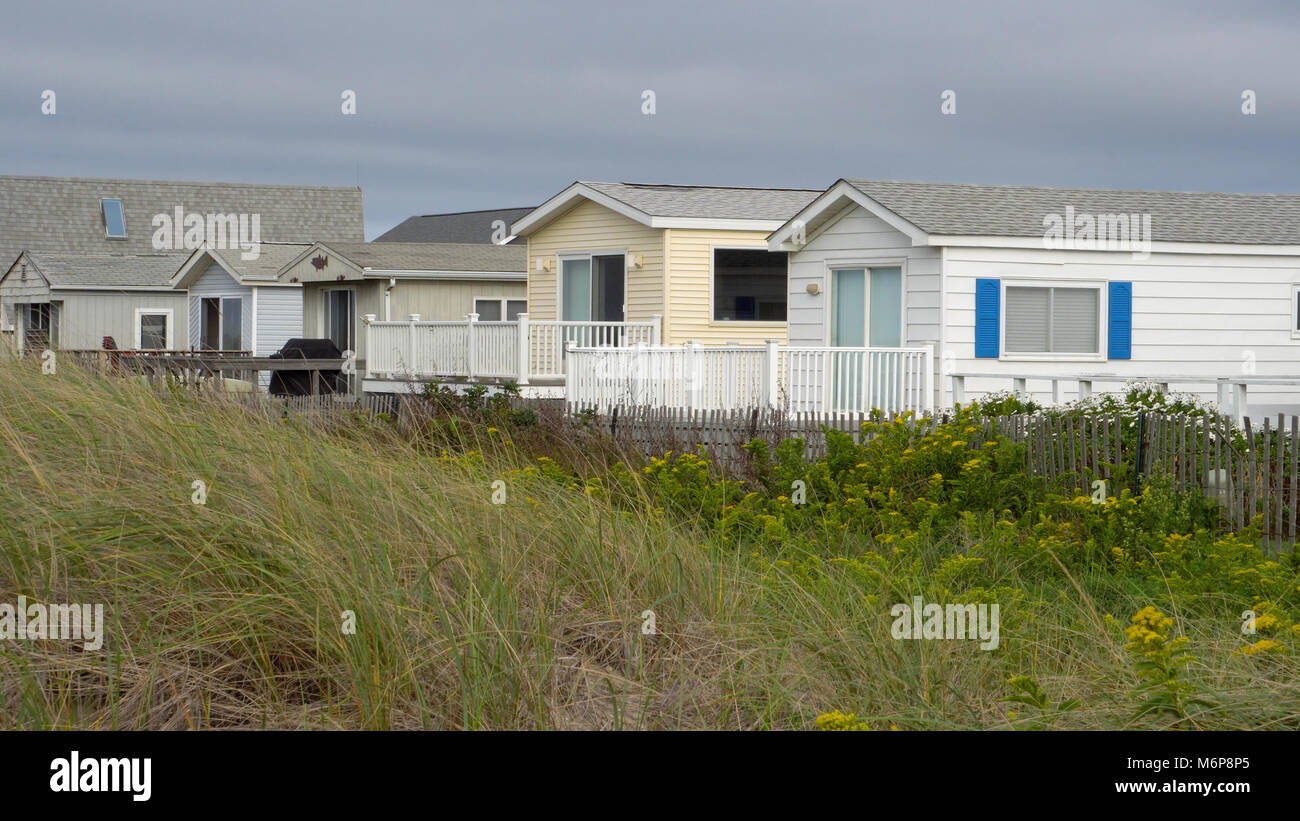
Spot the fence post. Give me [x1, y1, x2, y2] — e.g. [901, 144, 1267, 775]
[361, 314, 375, 378]
[923, 344, 934, 414]
[407, 314, 419, 379]
[516, 312, 530, 386]
[763, 339, 780, 409]
[650, 314, 662, 346]
[684, 341, 699, 410]
[465, 312, 479, 381]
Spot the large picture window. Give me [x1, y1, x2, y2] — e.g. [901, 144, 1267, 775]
[713, 248, 787, 322]
[1004, 284, 1101, 354]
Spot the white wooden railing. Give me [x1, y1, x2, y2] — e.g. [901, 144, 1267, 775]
[363, 313, 661, 384]
[951, 371, 1300, 429]
[567, 342, 934, 414]
[529, 319, 660, 380]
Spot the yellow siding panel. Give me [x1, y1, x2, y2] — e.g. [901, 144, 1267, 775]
[664, 228, 788, 345]
[526, 199, 664, 322]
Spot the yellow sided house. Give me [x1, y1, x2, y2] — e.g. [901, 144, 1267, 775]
[510, 182, 821, 346]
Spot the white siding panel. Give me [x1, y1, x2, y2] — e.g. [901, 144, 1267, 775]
[786, 207, 941, 350]
[942, 245, 1300, 413]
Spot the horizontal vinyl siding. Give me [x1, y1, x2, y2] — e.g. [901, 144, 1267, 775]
[252, 287, 302, 357]
[943, 245, 1300, 411]
[665, 228, 788, 346]
[786, 206, 942, 349]
[525, 199, 663, 322]
[392, 279, 527, 322]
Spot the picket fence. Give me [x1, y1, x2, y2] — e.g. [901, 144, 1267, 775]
[212, 393, 1297, 550]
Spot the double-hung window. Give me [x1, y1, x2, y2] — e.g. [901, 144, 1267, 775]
[1004, 284, 1102, 355]
[135, 309, 171, 349]
[474, 298, 527, 321]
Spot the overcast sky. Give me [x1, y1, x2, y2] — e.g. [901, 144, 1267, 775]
[3, 0, 1297, 239]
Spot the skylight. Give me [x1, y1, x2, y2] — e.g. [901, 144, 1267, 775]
[102, 198, 126, 237]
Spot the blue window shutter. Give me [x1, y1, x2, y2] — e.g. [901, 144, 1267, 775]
[974, 278, 1000, 358]
[1108, 281, 1132, 359]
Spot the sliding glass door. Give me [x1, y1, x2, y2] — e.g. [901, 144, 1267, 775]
[561, 254, 625, 322]
[830, 267, 903, 409]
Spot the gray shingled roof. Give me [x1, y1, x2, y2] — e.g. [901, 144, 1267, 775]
[374, 208, 533, 243]
[846, 179, 1300, 245]
[207, 243, 314, 280]
[13, 252, 189, 289]
[0, 175, 365, 266]
[323, 241, 526, 273]
[581, 182, 821, 221]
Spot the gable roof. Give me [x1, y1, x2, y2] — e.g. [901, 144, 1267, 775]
[2, 251, 189, 290]
[316, 241, 525, 274]
[512, 182, 821, 236]
[282, 241, 526, 282]
[374, 208, 534, 243]
[0, 174, 365, 266]
[171, 242, 314, 289]
[770, 178, 1300, 249]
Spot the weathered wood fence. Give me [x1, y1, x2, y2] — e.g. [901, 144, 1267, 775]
[202, 393, 1300, 549]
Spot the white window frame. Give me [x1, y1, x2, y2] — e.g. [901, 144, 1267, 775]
[101, 197, 127, 239]
[822, 255, 909, 347]
[999, 279, 1106, 362]
[556, 249, 627, 322]
[133, 308, 173, 350]
[473, 297, 527, 322]
[709, 245, 789, 326]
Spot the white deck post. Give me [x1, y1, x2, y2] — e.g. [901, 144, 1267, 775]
[1234, 381, 1249, 428]
[923, 344, 934, 414]
[1013, 377, 1027, 399]
[650, 314, 662, 346]
[952, 374, 966, 406]
[515, 312, 530, 386]
[684, 341, 699, 410]
[763, 340, 780, 409]
[407, 314, 419, 379]
[465, 312, 479, 381]
[1078, 378, 1092, 400]
[1051, 379, 1062, 406]
[361, 314, 375, 378]
[1217, 379, 1229, 414]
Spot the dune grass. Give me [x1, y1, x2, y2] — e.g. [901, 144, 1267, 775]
[0, 358, 1297, 730]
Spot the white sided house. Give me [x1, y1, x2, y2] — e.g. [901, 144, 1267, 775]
[0, 251, 188, 352]
[769, 179, 1300, 420]
[276, 241, 527, 394]
[171, 244, 314, 382]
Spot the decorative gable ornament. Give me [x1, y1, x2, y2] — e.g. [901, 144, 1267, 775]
[311, 254, 328, 271]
